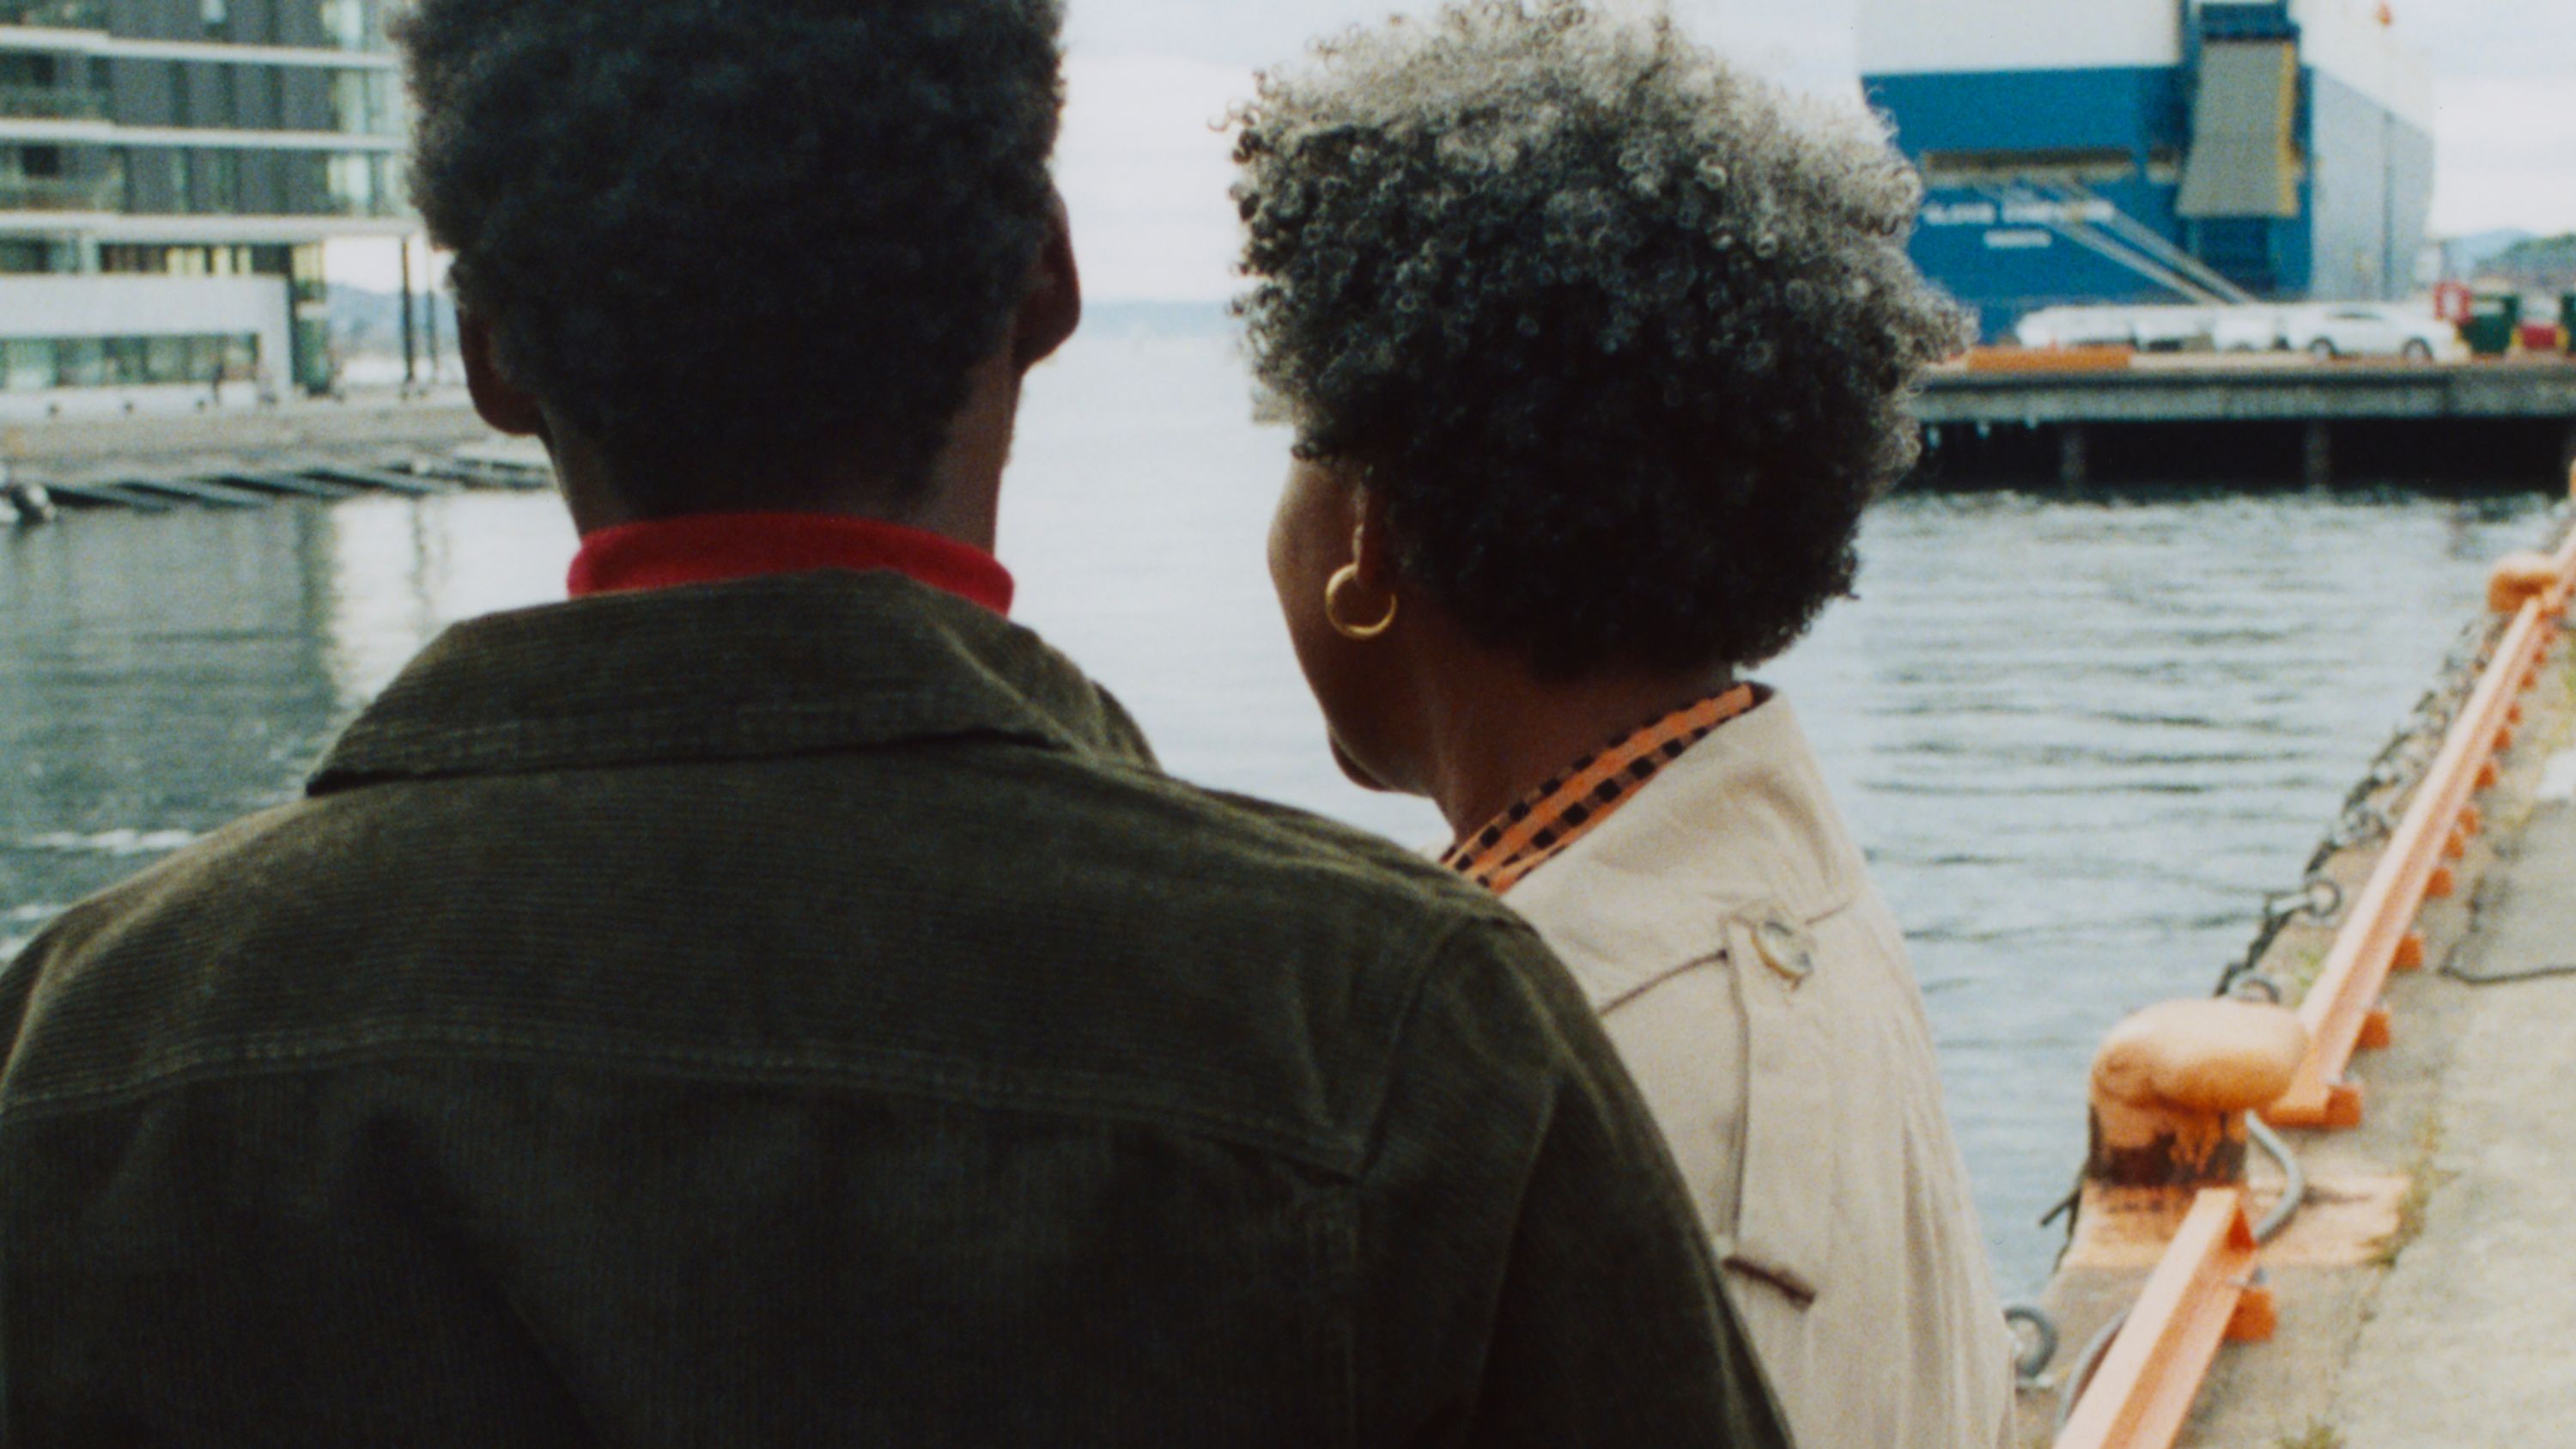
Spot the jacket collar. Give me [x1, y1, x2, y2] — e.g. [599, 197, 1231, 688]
[1498, 696, 1869, 1009]
[309, 571, 1153, 795]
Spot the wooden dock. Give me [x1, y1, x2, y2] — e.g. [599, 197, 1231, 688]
[1917, 358, 2576, 488]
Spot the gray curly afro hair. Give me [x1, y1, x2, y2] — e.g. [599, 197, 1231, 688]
[396, 0, 1065, 512]
[1232, 0, 1968, 675]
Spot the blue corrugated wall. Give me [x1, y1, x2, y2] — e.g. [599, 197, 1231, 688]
[1864, 67, 2188, 155]
[1866, 57, 2431, 340]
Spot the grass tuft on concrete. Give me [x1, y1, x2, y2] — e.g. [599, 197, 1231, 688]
[2371, 1113, 2451, 1269]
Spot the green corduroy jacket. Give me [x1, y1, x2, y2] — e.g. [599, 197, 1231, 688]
[0, 570, 1786, 1449]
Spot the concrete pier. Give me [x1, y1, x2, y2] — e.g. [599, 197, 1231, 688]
[1923, 360, 2576, 489]
[2014, 505, 2576, 1447]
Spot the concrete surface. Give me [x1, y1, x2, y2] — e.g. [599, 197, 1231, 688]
[2328, 776, 2576, 1446]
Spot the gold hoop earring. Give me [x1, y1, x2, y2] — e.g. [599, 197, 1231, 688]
[1325, 563, 1398, 641]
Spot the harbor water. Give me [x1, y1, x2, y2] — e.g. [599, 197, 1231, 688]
[0, 332, 2555, 1297]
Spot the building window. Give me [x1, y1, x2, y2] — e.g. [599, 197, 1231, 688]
[2, 338, 53, 391]
[319, 0, 371, 50]
[0, 2, 109, 27]
[97, 243, 283, 277]
[143, 334, 187, 382]
[0, 52, 102, 120]
[324, 151, 398, 216]
[54, 338, 102, 387]
[0, 332, 261, 391]
[0, 239, 70, 273]
[325, 152, 372, 214]
[0, 143, 103, 211]
[191, 149, 242, 213]
[114, 147, 398, 219]
[330, 71, 395, 136]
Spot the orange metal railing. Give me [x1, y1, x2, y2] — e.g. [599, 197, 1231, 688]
[2049, 472, 2574, 1448]
[2054, 1190, 2276, 1449]
[2263, 480, 2576, 1129]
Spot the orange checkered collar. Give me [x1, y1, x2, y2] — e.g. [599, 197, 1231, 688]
[1441, 685, 1763, 897]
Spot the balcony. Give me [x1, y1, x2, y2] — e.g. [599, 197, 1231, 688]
[0, 83, 105, 120]
[0, 173, 116, 210]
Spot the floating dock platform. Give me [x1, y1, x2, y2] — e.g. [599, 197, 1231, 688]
[2, 398, 551, 525]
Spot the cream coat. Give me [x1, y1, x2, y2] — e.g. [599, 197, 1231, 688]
[1504, 697, 2015, 1448]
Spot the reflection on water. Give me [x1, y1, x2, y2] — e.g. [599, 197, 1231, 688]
[0, 334, 2556, 1295]
[0, 496, 576, 946]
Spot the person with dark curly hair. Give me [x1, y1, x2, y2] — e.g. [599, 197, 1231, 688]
[1239, 4, 2014, 1444]
[0, 2, 1794, 1444]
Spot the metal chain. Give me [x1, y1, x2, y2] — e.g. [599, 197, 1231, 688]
[2240, 608, 2513, 992]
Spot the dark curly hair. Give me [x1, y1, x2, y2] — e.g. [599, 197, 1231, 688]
[396, 0, 1065, 511]
[1231, 0, 1968, 675]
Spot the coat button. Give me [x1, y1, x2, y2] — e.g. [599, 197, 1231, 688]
[1753, 911, 1814, 983]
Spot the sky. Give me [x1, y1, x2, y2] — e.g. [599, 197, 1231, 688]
[331, 0, 2576, 299]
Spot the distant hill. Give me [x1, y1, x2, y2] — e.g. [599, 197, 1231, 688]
[2484, 234, 2576, 290]
[2444, 228, 2536, 276]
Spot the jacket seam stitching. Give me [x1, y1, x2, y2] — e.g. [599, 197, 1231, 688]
[313, 697, 1075, 784]
[0, 1032, 1368, 1176]
[1594, 950, 1728, 1017]
[1349, 913, 1526, 1168]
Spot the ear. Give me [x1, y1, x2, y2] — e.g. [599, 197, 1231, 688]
[459, 312, 548, 439]
[1012, 186, 1083, 373]
[1351, 479, 1400, 593]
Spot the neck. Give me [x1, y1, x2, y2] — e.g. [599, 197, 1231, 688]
[1410, 655, 1735, 843]
[550, 350, 1023, 549]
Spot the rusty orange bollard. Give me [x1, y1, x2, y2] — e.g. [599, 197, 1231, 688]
[2054, 1001, 2307, 1449]
[2074, 999, 2312, 1258]
[2489, 552, 2561, 616]
[2087, 1000, 2310, 1199]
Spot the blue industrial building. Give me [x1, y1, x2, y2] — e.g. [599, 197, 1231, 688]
[1861, 0, 2435, 339]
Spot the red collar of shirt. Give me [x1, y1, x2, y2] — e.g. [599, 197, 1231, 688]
[566, 512, 1014, 616]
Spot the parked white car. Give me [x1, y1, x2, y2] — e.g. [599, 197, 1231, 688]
[2281, 305, 2460, 362]
[2209, 308, 2290, 351]
[2014, 306, 2137, 350]
[2128, 307, 2220, 352]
